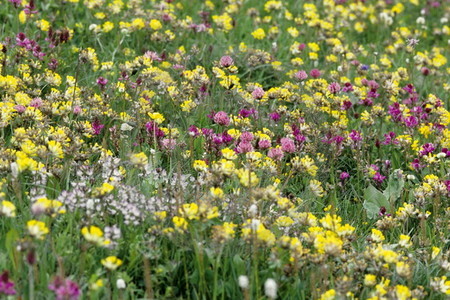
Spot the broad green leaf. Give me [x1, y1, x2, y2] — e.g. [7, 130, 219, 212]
[383, 169, 404, 203]
[363, 184, 389, 219]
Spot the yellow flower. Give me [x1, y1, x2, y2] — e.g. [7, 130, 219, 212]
[252, 28, 266, 40]
[395, 285, 411, 300]
[364, 274, 377, 287]
[148, 112, 165, 124]
[180, 203, 199, 220]
[172, 216, 188, 231]
[32, 197, 65, 216]
[193, 160, 208, 172]
[131, 18, 145, 30]
[149, 19, 162, 31]
[81, 225, 110, 246]
[36, 19, 51, 31]
[27, 220, 49, 239]
[129, 152, 148, 167]
[370, 229, 385, 243]
[48, 140, 64, 158]
[101, 256, 123, 271]
[93, 182, 115, 196]
[319, 289, 336, 300]
[221, 148, 237, 160]
[0, 201, 16, 217]
[210, 187, 224, 199]
[102, 21, 115, 33]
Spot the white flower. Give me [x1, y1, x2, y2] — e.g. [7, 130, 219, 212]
[238, 275, 249, 289]
[264, 278, 277, 299]
[116, 278, 126, 289]
[120, 123, 133, 131]
[249, 204, 258, 217]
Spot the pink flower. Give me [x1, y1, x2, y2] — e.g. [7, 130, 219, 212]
[258, 139, 271, 149]
[73, 106, 82, 115]
[236, 142, 254, 153]
[280, 137, 296, 153]
[14, 105, 26, 113]
[252, 87, 265, 99]
[220, 55, 234, 67]
[294, 70, 308, 81]
[161, 138, 177, 150]
[268, 148, 284, 161]
[328, 82, 341, 94]
[240, 132, 254, 142]
[309, 69, 321, 78]
[213, 111, 230, 126]
[30, 97, 43, 108]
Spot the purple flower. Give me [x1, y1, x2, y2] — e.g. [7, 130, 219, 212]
[382, 132, 398, 145]
[0, 271, 16, 295]
[91, 119, 104, 135]
[8, 0, 21, 8]
[341, 82, 354, 92]
[341, 100, 352, 110]
[96, 76, 108, 87]
[372, 172, 386, 183]
[48, 277, 81, 300]
[349, 130, 362, 142]
[404, 116, 418, 128]
[411, 158, 424, 170]
[419, 143, 435, 156]
[188, 125, 200, 137]
[269, 112, 281, 122]
[403, 84, 416, 94]
[145, 121, 165, 138]
[340, 172, 350, 181]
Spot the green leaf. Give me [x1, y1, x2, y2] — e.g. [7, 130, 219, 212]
[383, 169, 404, 203]
[232, 254, 245, 275]
[363, 184, 389, 219]
[5, 229, 19, 270]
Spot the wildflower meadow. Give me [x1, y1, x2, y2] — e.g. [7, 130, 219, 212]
[1, 0, 450, 299]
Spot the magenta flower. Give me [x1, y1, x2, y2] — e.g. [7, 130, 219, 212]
[0, 271, 16, 296]
[309, 69, 321, 78]
[372, 172, 386, 184]
[96, 76, 108, 87]
[48, 277, 81, 300]
[91, 119, 104, 135]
